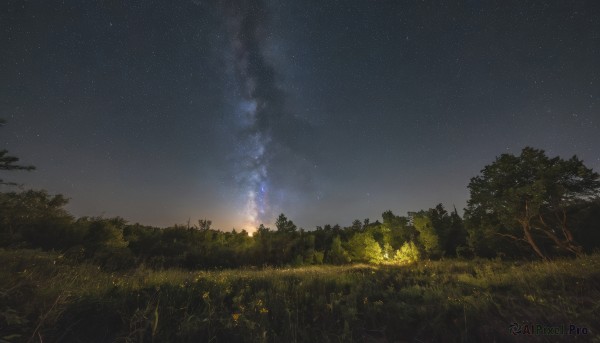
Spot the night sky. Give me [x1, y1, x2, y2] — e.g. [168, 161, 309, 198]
[1, 0, 599, 232]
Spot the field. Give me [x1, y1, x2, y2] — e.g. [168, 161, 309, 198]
[1, 249, 599, 342]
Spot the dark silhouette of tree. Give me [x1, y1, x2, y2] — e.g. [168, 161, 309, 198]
[326, 235, 350, 264]
[351, 219, 362, 231]
[196, 219, 212, 231]
[0, 190, 74, 248]
[0, 120, 35, 185]
[465, 147, 600, 260]
[427, 204, 467, 257]
[381, 210, 416, 248]
[275, 213, 297, 233]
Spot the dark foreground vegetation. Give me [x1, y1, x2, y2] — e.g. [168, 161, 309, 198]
[1, 249, 599, 342]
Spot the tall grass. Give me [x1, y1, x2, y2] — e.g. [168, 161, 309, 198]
[1, 249, 599, 342]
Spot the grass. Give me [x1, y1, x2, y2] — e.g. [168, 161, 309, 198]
[1, 249, 599, 342]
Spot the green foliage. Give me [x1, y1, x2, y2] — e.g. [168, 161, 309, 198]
[347, 232, 383, 263]
[81, 217, 127, 256]
[0, 188, 598, 270]
[326, 236, 350, 264]
[381, 210, 415, 246]
[313, 250, 324, 264]
[1, 147, 599, 274]
[394, 241, 420, 263]
[382, 242, 392, 259]
[466, 147, 600, 259]
[412, 212, 441, 258]
[351, 219, 363, 231]
[427, 204, 467, 257]
[0, 190, 75, 248]
[275, 213, 297, 233]
[363, 237, 383, 263]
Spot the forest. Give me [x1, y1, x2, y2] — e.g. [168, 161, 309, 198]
[2, 132, 600, 341]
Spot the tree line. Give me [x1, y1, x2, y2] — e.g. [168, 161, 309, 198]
[0, 192, 469, 270]
[1, 120, 600, 270]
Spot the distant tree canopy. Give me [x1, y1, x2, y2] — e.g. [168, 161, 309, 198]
[0, 190, 74, 249]
[465, 147, 600, 260]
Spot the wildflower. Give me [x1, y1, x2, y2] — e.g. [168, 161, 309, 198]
[232, 313, 241, 321]
[202, 291, 210, 301]
[259, 307, 269, 314]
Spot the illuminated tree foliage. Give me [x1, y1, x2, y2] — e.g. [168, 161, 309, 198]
[348, 232, 383, 263]
[394, 241, 420, 264]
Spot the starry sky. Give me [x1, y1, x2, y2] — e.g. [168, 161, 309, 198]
[1, 0, 599, 232]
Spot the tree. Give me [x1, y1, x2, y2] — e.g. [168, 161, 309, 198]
[326, 235, 350, 264]
[275, 213, 297, 233]
[351, 219, 363, 231]
[427, 204, 467, 257]
[411, 212, 441, 258]
[394, 241, 420, 264]
[381, 210, 415, 248]
[347, 232, 383, 263]
[82, 217, 127, 254]
[465, 147, 600, 260]
[196, 219, 212, 231]
[0, 119, 35, 185]
[0, 190, 77, 249]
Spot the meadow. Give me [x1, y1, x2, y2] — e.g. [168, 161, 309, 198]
[1, 249, 599, 342]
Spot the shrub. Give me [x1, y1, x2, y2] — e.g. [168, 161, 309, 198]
[394, 241, 420, 264]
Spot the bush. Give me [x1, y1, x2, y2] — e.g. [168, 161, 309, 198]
[394, 241, 420, 264]
[93, 246, 136, 271]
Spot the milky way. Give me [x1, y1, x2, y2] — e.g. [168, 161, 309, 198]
[222, 0, 285, 230]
